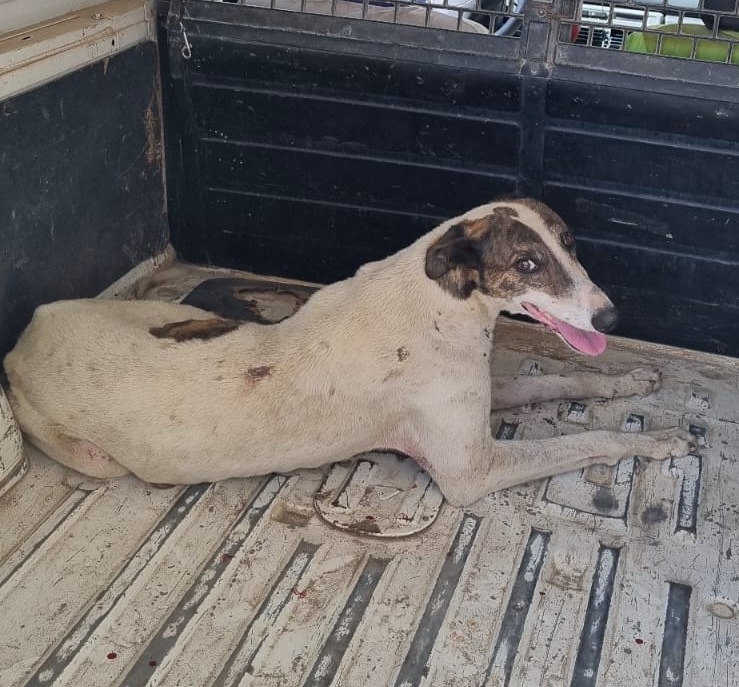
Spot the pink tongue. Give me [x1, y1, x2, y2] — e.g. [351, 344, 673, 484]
[553, 318, 607, 356]
[523, 304, 607, 356]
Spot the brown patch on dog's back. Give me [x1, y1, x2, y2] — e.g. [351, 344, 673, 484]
[246, 365, 274, 381]
[396, 346, 410, 362]
[150, 318, 239, 342]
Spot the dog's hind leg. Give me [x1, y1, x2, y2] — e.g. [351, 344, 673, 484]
[7, 386, 130, 479]
[490, 367, 662, 410]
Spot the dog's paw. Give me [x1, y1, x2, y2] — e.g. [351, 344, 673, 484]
[614, 366, 662, 398]
[641, 427, 697, 461]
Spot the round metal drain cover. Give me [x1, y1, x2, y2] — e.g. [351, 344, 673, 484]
[314, 452, 444, 538]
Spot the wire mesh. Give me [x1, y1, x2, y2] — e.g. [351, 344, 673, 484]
[209, 0, 526, 36]
[565, 0, 739, 64]
[204, 0, 739, 64]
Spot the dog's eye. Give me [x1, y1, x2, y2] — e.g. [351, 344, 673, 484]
[515, 258, 539, 274]
[561, 231, 575, 249]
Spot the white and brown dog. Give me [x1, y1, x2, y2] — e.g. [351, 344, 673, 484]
[3, 198, 694, 506]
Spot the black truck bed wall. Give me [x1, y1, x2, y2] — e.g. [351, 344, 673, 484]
[1, 3, 738, 358]
[0, 42, 168, 359]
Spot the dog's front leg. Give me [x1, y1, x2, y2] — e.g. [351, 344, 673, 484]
[430, 427, 696, 507]
[490, 367, 662, 410]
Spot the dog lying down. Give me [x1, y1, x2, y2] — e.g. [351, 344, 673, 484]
[4, 198, 696, 507]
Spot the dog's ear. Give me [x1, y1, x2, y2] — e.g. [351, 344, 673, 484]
[425, 223, 485, 299]
[425, 223, 482, 278]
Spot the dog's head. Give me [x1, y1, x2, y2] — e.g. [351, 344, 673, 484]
[425, 198, 617, 356]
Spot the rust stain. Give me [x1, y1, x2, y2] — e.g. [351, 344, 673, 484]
[271, 501, 313, 527]
[143, 92, 161, 168]
[348, 517, 382, 534]
[545, 564, 586, 591]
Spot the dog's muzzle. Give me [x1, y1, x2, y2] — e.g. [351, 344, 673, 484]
[591, 306, 619, 334]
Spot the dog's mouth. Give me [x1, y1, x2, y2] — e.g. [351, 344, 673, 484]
[522, 303, 607, 356]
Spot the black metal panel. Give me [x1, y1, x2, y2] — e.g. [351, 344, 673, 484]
[194, 193, 475, 280]
[202, 140, 515, 218]
[187, 43, 523, 107]
[543, 186, 739, 256]
[547, 81, 739, 143]
[162, 0, 739, 355]
[544, 131, 739, 198]
[163, 4, 524, 277]
[191, 83, 521, 168]
[0, 43, 168, 359]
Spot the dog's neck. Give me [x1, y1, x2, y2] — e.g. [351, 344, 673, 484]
[357, 237, 505, 352]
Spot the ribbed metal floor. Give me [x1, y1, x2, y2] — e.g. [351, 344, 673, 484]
[1, 266, 738, 687]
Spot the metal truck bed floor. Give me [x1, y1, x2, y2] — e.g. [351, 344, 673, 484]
[1, 265, 738, 687]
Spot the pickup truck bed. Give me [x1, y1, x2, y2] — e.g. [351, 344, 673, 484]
[2, 262, 737, 687]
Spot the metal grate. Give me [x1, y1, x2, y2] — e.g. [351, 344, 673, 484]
[564, 0, 739, 64]
[208, 0, 526, 35]
[203, 0, 739, 63]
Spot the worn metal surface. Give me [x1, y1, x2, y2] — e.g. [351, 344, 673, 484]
[0, 384, 25, 498]
[1, 266, 738, 686]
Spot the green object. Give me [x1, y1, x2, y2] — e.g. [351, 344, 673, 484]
[625, 23, 739, 65]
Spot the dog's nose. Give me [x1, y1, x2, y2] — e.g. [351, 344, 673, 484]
[591, 306, 619, 333]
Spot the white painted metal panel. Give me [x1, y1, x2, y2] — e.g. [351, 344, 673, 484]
[0, 0, 151, 101]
